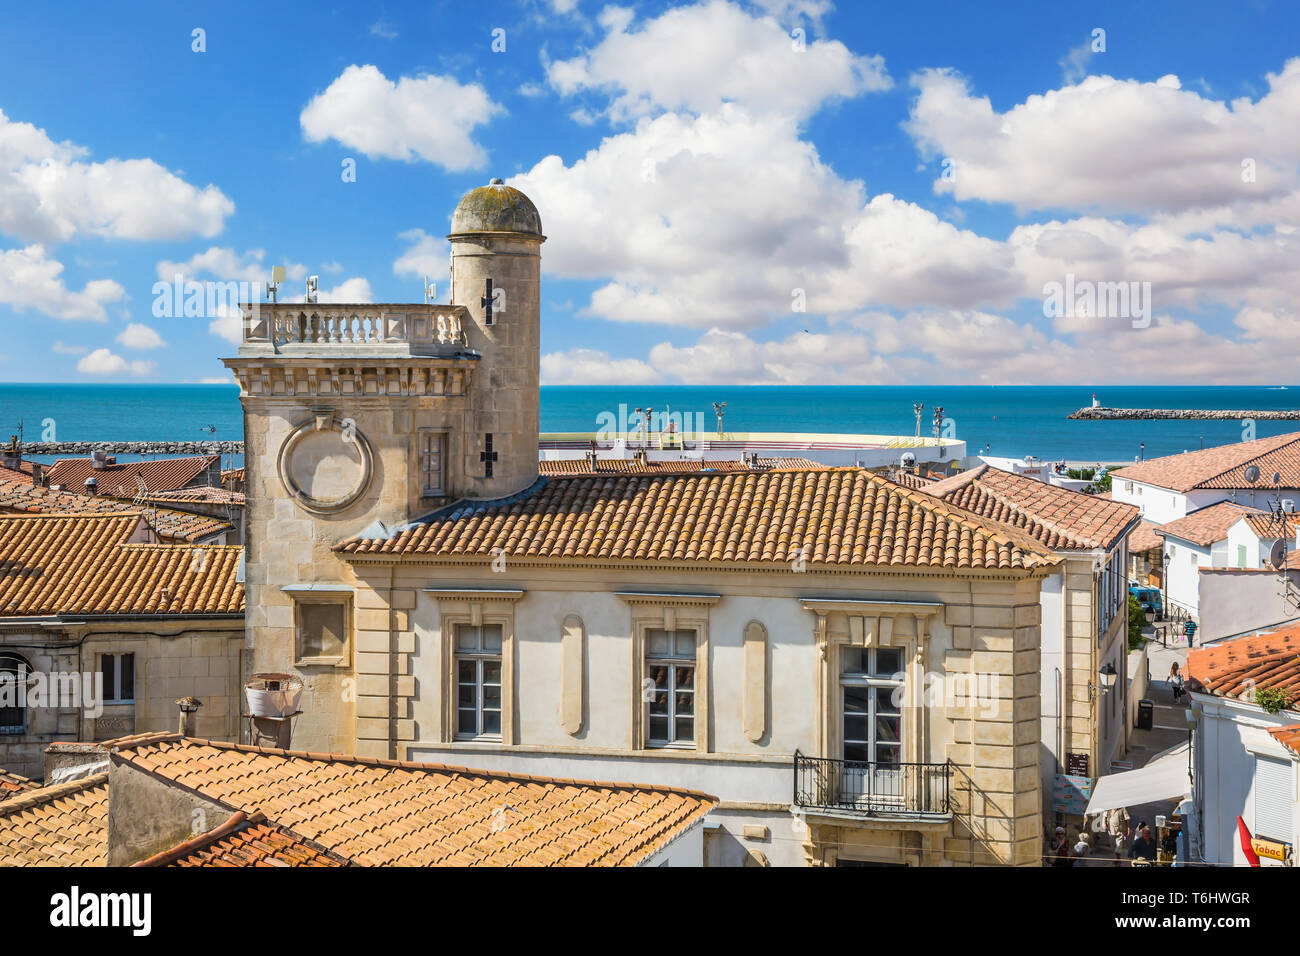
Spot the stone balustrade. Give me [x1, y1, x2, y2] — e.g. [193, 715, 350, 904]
[241, 303, 469, 349]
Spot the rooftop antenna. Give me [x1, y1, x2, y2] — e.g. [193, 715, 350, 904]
[712, 402, 726, 438]
[424, 276, 436, 304]
[305, 275, 319, 304]
[913, 403, 925, 440]
[267, 265, 286, 304]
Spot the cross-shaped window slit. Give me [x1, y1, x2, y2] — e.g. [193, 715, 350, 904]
[480, 433, 498, 478]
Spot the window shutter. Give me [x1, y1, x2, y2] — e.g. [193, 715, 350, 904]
[1254, 755, 1294, 842]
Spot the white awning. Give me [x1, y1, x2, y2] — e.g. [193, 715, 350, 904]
[1085, 742, 1191, 816]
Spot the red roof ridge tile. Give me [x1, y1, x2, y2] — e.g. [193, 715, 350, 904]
[131, 810, 252, 867]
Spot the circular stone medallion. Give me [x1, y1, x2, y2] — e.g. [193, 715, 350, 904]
[277, 415, 374, 514]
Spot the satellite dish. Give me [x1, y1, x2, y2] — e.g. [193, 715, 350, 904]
[1269, 538, 1286, 569]
[1274, 472, 1283, 485]
[1244, 464, 1261, 484]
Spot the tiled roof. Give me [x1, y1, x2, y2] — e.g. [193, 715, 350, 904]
[46, 455, 218, 495]
[0, 768, 38, 800]
[1268, 724, 1300, 756]
[1188, 626, 1300, 703]
[0, 513, 244, 616]
[0, 462, 31, 484]
[1111, 431, 1300, 493]
[0, 773, 108, 866]
[0, 478, 232, 543]
[1128, 519, 1163, 553]
[108, 734, 717, 866]
[919, 465, 1139, 551]
[1241, 512, 1300, 540]
[538, 457, 825, 476]
[134, 812, 347, 868]
[1156, 501, 1262, 547]
[889, 470, 943, 491]
[336, 468, 1060, 571]
[142, 486, 245, 505]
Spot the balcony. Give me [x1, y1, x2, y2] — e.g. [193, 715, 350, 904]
[793, 751, 952, 820]
[238, 303, 475, 356]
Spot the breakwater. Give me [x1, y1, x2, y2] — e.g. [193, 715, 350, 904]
[18, 441, 245, 455]
[1069, 407, 1300, 421]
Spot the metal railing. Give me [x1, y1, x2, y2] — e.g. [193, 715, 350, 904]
[793, 750, 952, 817]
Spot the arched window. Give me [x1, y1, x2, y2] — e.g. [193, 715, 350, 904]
[0, 653, 28, 735]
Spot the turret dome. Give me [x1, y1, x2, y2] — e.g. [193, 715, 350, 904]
[449, 178, 543, 237]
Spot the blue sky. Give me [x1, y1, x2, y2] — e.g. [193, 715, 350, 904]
[0, 0, 1296, 384]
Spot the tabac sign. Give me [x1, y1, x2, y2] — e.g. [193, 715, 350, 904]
[1251, 837, 1292, 863]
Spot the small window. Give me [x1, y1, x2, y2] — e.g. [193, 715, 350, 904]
[1237, 544, 1248, 568]
[455, 624, 503, 739]
[840, 647, 904, 766]
[0, 654, 27, 735]
[420, 430, 446, 496]
[101, 653, 135, 704]
[297, 601, 349, 663]
[645, 628, 696, 748]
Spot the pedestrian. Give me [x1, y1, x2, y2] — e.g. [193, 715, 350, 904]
[1113, 825, 1132, 865]
[1169, 661, 1185, 702]
[1129, 823, 1156, 863]
[1049, 826, 1073, 867]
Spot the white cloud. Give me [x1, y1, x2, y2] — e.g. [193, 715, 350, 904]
[283, 277, 374, 304]
[208, 304, 242, 345]
[155, 247, 306, 284]
[300, 65, 504, 170]
[116, 322, 166, 349]
[546, 0, 889, 122]
[906, 60, 1300, 214]
[0, 244, 124, 321]
[0, 108, 232, 242]
[541, 347, 659, 384]
[76, 348, 154, 376]
[513, 107, 1017, 328]
[52, 340, 87, 355]
[393, 229, 450, 281]
[369, 20, 397, 39]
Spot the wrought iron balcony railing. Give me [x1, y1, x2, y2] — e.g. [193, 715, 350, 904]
[793, 750, 952, 818]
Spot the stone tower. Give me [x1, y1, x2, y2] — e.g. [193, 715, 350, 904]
[222, 179, 543, 754]
[448, 178, 544, 499]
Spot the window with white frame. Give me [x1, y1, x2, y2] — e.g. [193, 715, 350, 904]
[420, 430, 447, 496]
[101, 652, 135, 704]
[455, 624, 503, 739]
[0, 653, 27, 735]
[645, 628, 696, 748]
[840, 646, 904, 766]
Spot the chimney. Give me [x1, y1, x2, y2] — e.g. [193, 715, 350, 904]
[2, 435, 19, 471]
[91, 449, 107, 470]
[176, 696, 202, 736]
[30, 462, 43, 487]
[83, 476, 98, 495]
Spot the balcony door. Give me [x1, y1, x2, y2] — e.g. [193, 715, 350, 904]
[839, 646, 904, 809]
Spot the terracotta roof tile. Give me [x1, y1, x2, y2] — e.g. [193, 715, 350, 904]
[1111, 432, 1300, 493]
[0, 768, 38, 800]
[108, 735, 716, 866]
[1188, 625, 1300, 704]
[1268, 724, 1300, 756]
[0, 773, 108, 866]
[1241, 512, 1300, 539]
[134, 811, 347, 867]
[0, 478, 232, 543]
[539, 457, 825, 476]
[919, 465, 1139, 551]
[0, 513, 243, 616]
[1156, 501, 1263, 547]
[45, 455, 219, 495]
[141, 486, 245, 505]
[336, 468, 1060, 571]
[1128, 519, 1163, 553]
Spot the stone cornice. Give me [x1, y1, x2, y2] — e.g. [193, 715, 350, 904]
[616, 591, 722, 608]
[424, 588, 526, 603]
[799, 597, 944, 617]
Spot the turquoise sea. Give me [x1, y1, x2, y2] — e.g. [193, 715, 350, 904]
[0, 383, 1297, 465]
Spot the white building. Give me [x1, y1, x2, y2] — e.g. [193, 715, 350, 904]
[1188, 625, 1300, 866]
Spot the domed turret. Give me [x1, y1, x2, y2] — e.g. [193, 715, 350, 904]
[449, 178, 543, 237]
